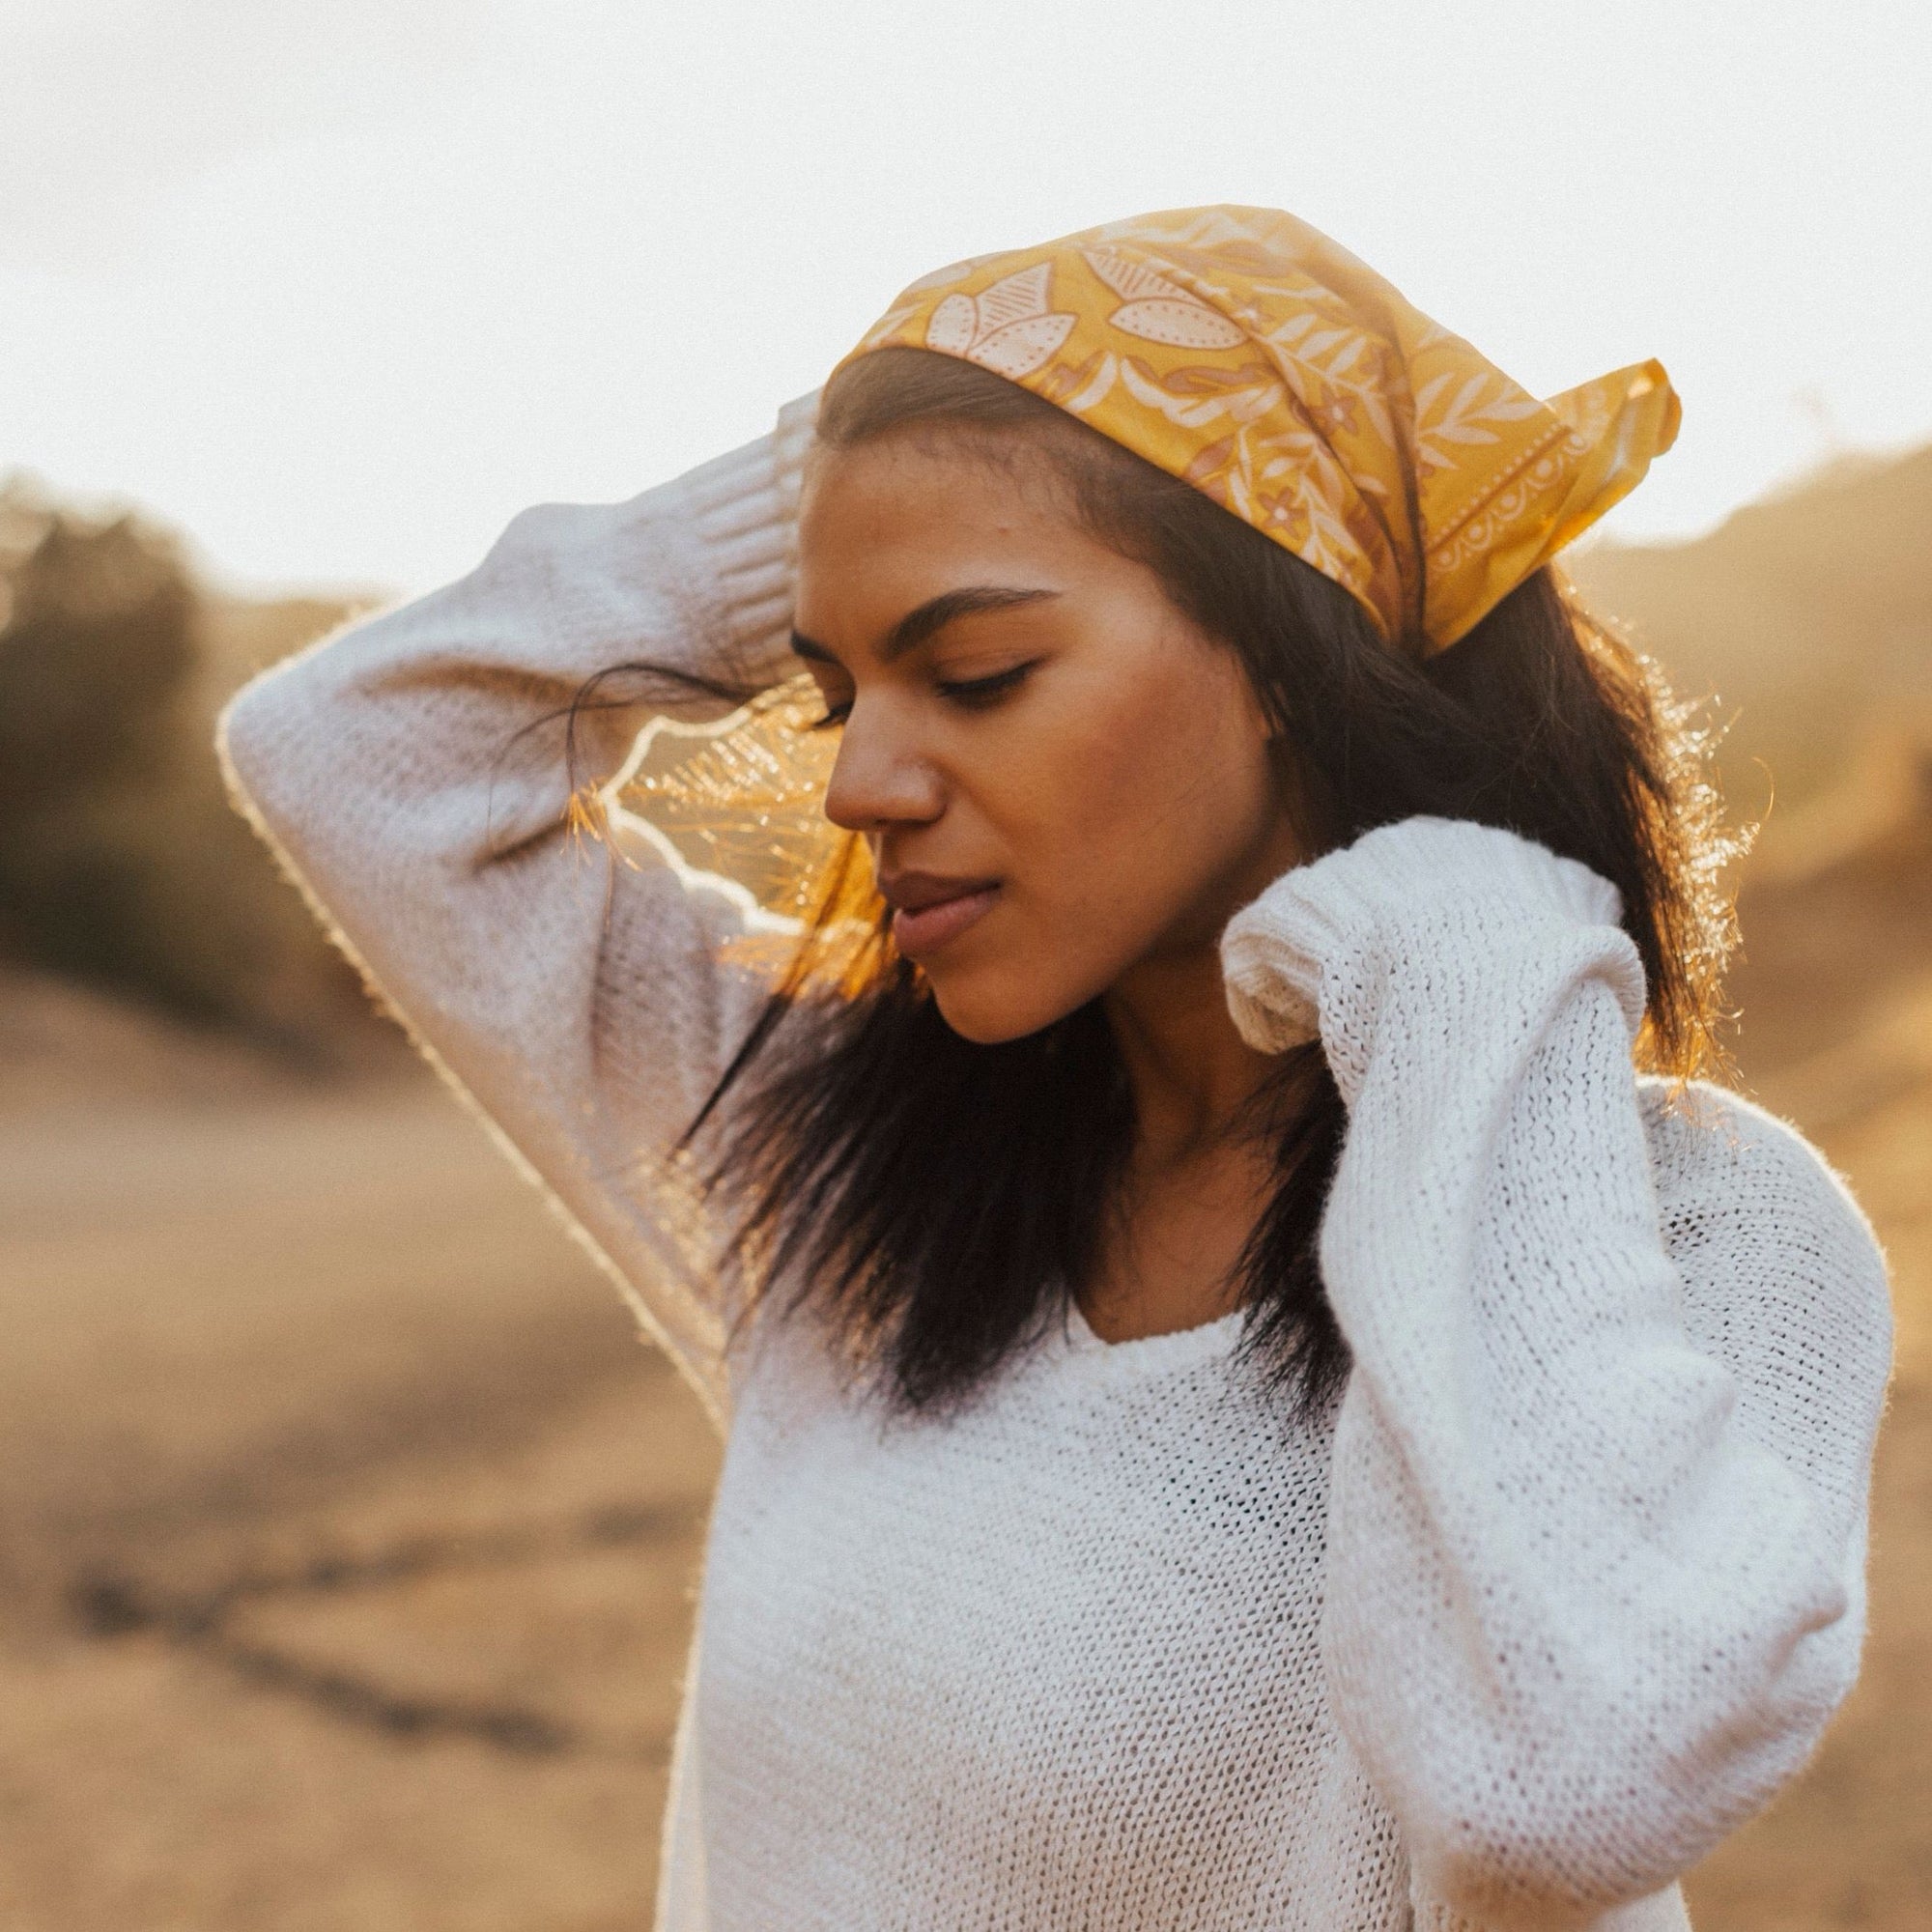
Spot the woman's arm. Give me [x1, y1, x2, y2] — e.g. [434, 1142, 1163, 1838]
[217, 395, 819, 1421]
[1221, 815, 1893, 1932]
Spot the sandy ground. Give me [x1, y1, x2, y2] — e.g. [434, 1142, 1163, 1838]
[0, 986, 720, 1932]
[0, 817, 1926, 1929]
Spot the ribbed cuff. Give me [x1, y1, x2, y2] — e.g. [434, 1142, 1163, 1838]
[657, 387, 821, 692]
[1219, 815, 1636, 1062]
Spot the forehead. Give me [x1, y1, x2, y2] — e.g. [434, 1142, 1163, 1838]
[795, 435, 1096, 601]
[802, 429, 1072, 529]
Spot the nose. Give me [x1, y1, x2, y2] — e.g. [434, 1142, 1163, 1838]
[821, 695, 945, 835]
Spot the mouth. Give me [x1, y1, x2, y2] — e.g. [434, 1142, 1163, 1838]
[879, 872, 1004, 961]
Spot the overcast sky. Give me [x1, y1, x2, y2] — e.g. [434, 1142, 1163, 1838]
[4, 0, 1928, 594]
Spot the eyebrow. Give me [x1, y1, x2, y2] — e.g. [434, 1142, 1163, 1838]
[790, 584, 1059, 668]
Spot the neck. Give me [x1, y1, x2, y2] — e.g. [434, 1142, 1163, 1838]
[1081, 939, 1298, 1343]
[1103, 941, 1281, 1167]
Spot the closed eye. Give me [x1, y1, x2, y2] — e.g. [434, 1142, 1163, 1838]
[807, 660, 1039, 730]
[936, 660, 1039, 710]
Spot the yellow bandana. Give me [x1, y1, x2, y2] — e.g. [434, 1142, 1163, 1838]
[834, 205, 1680, 654]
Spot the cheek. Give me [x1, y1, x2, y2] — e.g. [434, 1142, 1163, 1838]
[1039, 659, 1271, 913]
[914, 636, 1283, 1042]
[961, 646, 1274, 998]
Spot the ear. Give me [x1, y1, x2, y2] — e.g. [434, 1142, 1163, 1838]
[1238, 671, 1285, 746]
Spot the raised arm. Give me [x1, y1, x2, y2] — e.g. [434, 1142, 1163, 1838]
[217, 395, 819, 1420]
[1221, 814, 1892, 1932]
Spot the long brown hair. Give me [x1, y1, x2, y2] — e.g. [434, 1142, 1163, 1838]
[663, 347, 1747, 1418]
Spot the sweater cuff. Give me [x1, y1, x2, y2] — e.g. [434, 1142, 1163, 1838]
[654, 387, 821, 693]
[1410, 1884, 1691, 1932]
[1219, 814, 1638, 1066]
[1410, 1899, 1487, 1932]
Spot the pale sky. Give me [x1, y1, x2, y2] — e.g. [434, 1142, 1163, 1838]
[4, 0, 1928, 596]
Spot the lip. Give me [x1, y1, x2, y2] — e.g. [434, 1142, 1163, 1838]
[878, 870, 1004, 960]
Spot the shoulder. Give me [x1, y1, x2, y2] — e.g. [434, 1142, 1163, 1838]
[1637, 1075, 1878, 1240]
[1636, 1076, 1893, 1458]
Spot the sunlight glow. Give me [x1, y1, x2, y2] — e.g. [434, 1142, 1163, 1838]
[4, 0, 1927, 593]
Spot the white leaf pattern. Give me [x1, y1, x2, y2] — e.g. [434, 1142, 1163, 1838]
[1413, 369, 1547, 472]
[923, 266, 1077, 379]
[975, 263, 1055, 331]
[1110, 298, 1246, 351]
[972, 314, 1077, 379]
[925, 294, 980, 358]
[1081, 249, 1177, 302]
[1083, 247, 1246, 351]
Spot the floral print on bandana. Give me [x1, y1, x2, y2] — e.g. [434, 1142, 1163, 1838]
[833, 205, 1680, 654]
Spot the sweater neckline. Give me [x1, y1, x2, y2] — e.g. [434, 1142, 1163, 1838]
[1057, 1296, 1246, 1375]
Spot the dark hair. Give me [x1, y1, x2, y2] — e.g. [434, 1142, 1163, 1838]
[645, 348, 1744, 1420]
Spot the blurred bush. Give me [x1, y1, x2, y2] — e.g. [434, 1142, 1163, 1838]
[0, 479, 388, 1064]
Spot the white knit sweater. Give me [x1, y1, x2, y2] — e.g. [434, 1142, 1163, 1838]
[219, 399, 1893, 1932]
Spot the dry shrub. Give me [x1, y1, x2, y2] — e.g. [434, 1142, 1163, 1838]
[0, 479, 388, 1064]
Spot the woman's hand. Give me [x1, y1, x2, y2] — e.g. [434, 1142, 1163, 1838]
[1218, 813, 1645, 1102]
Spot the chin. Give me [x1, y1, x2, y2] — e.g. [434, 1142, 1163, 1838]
[924, 969, 1086, 1046]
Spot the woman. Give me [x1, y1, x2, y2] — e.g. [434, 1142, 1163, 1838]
[220, 207, 1892, 1930]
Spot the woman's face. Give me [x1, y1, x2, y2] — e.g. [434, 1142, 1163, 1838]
[792, 431, 1304, 1044]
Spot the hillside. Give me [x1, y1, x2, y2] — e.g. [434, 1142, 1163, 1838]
[1571, 443, 1932, 815]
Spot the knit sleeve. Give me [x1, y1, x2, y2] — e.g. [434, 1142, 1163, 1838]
[1219, 814, 1893, 1932]
[216, 393, 820, 1424]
